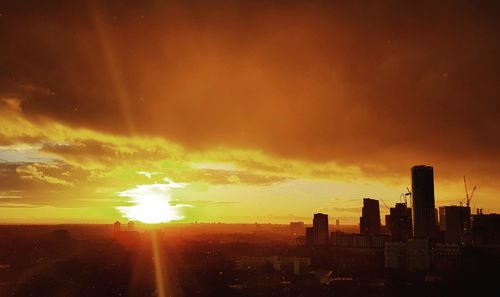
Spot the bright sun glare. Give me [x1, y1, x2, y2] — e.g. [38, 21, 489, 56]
[116, 175, 191, 224]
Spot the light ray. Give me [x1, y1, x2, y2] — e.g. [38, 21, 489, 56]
[88, 2, 136, 135]
[151, 231, 166, 297]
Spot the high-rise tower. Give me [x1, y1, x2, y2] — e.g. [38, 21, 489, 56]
[411, 165, 436, 239]
[313, 213, 329, 245]
[360, 198, 381, 235]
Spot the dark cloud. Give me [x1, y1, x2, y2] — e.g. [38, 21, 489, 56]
[0, 162, 35, 191]
[0, 162, 76, 206]
[1, 0, 500, 184]
[41, 139, 180, 169]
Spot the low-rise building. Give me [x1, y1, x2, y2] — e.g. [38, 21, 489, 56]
[385, 242, 407, 270]
[331, 231, 388, 249]
[472, 213, 500, 246]
[235, 256, 311, 275]
[439, 206, 471, 245]
[407, 239, 430, 272]
[433, 243, 461, 271]
[384, 239, 430, 272]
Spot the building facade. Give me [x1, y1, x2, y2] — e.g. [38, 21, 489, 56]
[313, 213, 329, 245]
[290, 221, 305, 236]
[390, 203, 413, 242]
[438, 206, 471, 245]
[360, 198, 381, 235]
[472, 214, 500, 246]
[384, 239, 430, 272]
[411, 165, 436, 239]
[330, 231, 388, 249]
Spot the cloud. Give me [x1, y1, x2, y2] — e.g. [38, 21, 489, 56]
[2, 0, 500, 221]
[1, 98, 22, 112]
[226, 175, 240, 184]
[137, 171, 160, 178]
[0, 190, 22, 200]
[0, 0, 499, 184]
[0, 107, 369, 185]
[0, 203, 43, 208]
[16, 164, 73, 186]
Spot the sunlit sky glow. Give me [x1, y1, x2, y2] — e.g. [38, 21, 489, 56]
[116, 175, 191, 224]
[1, 1, 500, 224]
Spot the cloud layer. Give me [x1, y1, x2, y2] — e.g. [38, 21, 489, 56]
[1, 0, 500, 222]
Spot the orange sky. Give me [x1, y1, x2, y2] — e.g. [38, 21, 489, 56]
[1, 0, 500, 224]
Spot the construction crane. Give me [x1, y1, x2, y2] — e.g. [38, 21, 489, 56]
[380, 198, 390, 211]
[399, 187, 412, 205]
[463, 176, 477, 207]
[405, 187, 411, 206]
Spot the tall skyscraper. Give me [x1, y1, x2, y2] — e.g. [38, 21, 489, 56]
[411, 165, 436, 239]
[313, 213, 329, 245]
[390, 203, 413, 242]
[360, 198, 381, 234]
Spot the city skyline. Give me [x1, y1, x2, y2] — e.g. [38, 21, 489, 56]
[2, 2, 500, 296]
[1, 1, 500, 224]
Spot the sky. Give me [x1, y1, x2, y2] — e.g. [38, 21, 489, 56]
[1, 0, 500, 224]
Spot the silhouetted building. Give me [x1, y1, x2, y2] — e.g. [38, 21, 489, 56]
[472, 213, 500, 246]
[433, 243, 461, 271]
[411, 165, 436, 239]
[313, 213, 329, 245]
[127, 221, 135, 231]
[113, 221, 121, 233]
[331, 231, 368, 248]
[407, 239, 430, 271]
[51, 229, 71, 241]
[331, 231, 388, 249]
[439, 206, 471, 245]
[385, 214, 391, 231]
[336, 219, 340, 229]
[360, 198, 381, 235]
[290, 221, 305, 236]
[385, 242, 407, 270]
[235, 256, 311, 275]
[306, 227, 314, 245]
[293, 257, 311, 275]
[390, 203, 412, 242]
[385, 239, 430, 272]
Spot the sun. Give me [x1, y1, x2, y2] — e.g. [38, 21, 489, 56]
[116, 176, 191, 224]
